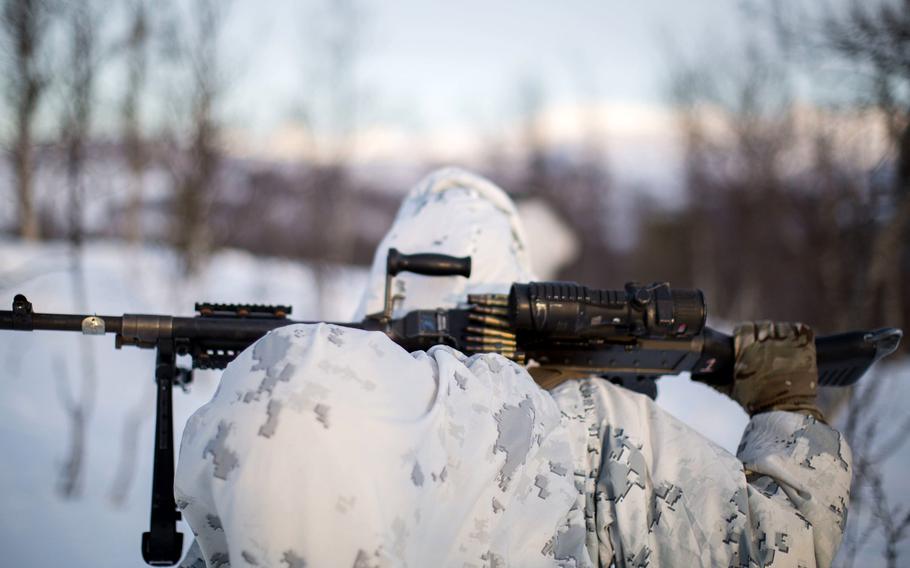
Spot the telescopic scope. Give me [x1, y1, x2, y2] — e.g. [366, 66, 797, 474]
[508, 281, 707, 340]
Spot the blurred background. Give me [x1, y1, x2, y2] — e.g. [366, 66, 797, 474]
[1, 0, 908, 566]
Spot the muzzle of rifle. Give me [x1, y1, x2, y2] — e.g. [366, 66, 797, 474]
[508, 281, 706, 339]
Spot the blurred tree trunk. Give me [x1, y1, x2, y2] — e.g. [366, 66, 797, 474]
[518, 77, 551, 199]
[823, 0, 910, 337]
[57, 0, 100, 499]
[2, 0, 50, 240]
[672, 67, 718, 305]
[516, 76, 613, 285]
[62, 0, 96, 250]
[299, 0, 364, 317]
[854, 92, 910, 335]
[670, 51, 800, 323]
[122, 0, 149, 245]
[732, 4, 910, 564]
[172, 0, 224, 275]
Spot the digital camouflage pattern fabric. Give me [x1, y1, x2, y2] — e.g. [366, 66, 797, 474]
[174, 168, 851, 567]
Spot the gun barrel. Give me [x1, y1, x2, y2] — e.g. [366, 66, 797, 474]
[0, 296, 367, 362]
[0, 308, 323, 345]
[0, 309, 123, 334]
[169, 316, 296, 344]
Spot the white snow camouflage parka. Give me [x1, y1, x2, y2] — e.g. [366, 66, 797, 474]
[174, 168, 852, 568]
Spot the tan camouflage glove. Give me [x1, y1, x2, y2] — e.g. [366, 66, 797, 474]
[723, 321, 825, 423]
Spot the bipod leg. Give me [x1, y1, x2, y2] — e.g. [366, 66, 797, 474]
[141, 340, 184, 565]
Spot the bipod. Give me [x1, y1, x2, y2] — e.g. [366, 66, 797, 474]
[141, 339, 184, 565]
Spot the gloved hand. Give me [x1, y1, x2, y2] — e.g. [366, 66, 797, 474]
[723, 321, 825, 422]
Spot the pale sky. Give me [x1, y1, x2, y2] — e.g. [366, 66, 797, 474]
[219, 0, 746, 133]
[16, 0, 870, 189]
[195, 0, 756, 196]
[8, 0, 876, 226]
[21, 0, 848, 197]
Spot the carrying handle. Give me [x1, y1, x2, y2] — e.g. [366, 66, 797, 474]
[376, 249, 473, 322]
[386, 248, 472, 278]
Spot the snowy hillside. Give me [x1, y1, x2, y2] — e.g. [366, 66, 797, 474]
[0, 240, 907, 567]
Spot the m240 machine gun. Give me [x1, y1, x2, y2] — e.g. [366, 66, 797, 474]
[0, 249, 903, 565]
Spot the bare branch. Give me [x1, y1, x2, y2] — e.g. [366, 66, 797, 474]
[1, 0, 53, 239]
[170, 0, 228, 275]
[121, 0, 149, 244]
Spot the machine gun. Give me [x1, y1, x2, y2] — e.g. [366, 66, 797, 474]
[0, 249, 903, 565]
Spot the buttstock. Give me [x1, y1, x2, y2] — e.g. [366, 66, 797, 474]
[693, 327, 903, 388]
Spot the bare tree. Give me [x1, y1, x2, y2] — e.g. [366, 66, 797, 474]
[1, 0, 52, 239]
[108, 380, 154, 506]
[171, 0, 227, 275]
[835, 364, 910, 568]
[764, 0, 910, 338]
[61, 0, 99, 249]
[517, 77, 551, 199]
[512, 76, 613, 285]
[298, 0, 365, 317]
[55, 0, 102, 499]
[669, 9, 909, 565]
[53, 358, 87, 497]
[821, 0, 910, 337]
[121, 0, 149, 245]
[668, 64, 717, 294]
[802, 3, 910, 564]
[666, 41, 881, 330]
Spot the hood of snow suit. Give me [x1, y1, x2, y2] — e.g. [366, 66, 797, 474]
[353, 167, 534, 320]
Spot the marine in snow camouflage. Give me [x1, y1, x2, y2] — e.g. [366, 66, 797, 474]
[174, 167, 852, 567]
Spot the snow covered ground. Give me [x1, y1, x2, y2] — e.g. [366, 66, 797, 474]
[0, 240, 369, 568]
[0, 239, 907, 567]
